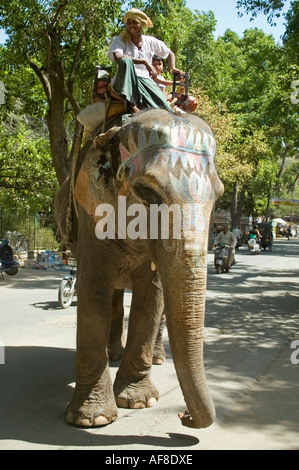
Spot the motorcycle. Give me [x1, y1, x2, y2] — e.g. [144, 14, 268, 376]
[247, 234, 261, 254]
[58, 257, 77, 308]
[0, 239, 19, 278]
[213, 243, 232, 273]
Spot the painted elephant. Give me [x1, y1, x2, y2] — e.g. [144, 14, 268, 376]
[55, 108, 224, 428]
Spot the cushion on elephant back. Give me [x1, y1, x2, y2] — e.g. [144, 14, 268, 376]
[77, 100, 126, 132]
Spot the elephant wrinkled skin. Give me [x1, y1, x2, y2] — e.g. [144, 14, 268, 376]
[55, 108, 224, 428]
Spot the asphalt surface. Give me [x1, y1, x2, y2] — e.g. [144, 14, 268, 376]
[0, 238, 298, 451]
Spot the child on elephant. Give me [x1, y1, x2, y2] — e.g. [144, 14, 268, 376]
[151, 55, 199, 112]
[151, 55, 175, 93]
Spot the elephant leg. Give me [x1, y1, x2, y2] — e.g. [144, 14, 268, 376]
[152, 312, 166, 365]
[66, 243, 119, 427]
[108, 289, 126, 361]
[113, 262, 164, 409]
[108, 289, 166, 365]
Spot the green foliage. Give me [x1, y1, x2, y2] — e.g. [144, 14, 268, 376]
[0, 0, 298, 227]
[0, 0, 126, 184]
[180, 10, 217, 93]
[0, 112, 57, 213]
[283, 1, 299, 62]
[236, 0, 286, 24]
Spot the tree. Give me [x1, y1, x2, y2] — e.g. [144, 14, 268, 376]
[0, 0, 124, 186]
[180, 10, 218, 96]
[140, 0, 193, 61]
[236, 0, 288, 25]
[198, 24, 297, 222]
[1, 0, 297, 227]
[282, 1, 299, 62]
[0, 112, 57, 213]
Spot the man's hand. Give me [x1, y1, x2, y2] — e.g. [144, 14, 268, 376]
[171, 67, 184, 81]
[144, 61, 158, 79]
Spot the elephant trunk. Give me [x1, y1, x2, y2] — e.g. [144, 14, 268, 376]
[158, 251, 215, 428]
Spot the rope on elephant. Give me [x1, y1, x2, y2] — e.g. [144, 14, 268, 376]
[65, 119, 113, 241]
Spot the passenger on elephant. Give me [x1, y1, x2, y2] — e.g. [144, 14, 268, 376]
[214, 225, 237, 268]
[151, 55, 182, 102]
[107, 8, 183, 114]
[151, 55, 175, 93]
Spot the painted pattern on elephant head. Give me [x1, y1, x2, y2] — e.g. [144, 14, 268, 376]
[117, 116, 222, 203]
[74, 111, 223, 246]
[116, 113, 223, 255]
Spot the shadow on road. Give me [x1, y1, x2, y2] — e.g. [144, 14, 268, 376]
[0, 269, 62, 290]
[0, 346, 199, 448]
[0, 238, 298, 449]
[202, 239, 299, 439]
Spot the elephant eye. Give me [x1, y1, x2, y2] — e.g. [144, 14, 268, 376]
[132, 181, 165, 206]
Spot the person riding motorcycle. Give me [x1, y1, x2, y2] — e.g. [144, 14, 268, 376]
[213, 225, 237, 269]
[249, 225, 262, 247]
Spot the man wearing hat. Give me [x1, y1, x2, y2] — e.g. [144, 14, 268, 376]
[108, 8, 183, 114]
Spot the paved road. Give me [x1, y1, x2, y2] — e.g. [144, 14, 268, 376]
[0, 238, 298, 450]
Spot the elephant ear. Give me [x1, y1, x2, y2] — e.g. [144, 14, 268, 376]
[74, 148, 104, 216]
[74, 126, 121, 183]
[74, 126, 122, 216]
[94, 126, 123, 179]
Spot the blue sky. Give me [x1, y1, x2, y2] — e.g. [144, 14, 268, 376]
[0, 0, 291, 44]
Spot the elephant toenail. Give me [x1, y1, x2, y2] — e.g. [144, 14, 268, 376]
[131, 401, 145, 409]
[75, 416, 92, 426]
[147, 397, 157, 407]
[94, 416, 109, 426]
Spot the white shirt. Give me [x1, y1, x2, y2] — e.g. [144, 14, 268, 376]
[108, 35, 171, 79]
[215, 231, 237, 248]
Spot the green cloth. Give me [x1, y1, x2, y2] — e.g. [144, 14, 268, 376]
[112, 57, 173, 113]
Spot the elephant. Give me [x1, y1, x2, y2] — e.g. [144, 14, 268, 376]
[55, 108, 224, 428]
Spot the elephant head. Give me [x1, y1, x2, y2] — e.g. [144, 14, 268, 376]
[73, 109, 224, 428]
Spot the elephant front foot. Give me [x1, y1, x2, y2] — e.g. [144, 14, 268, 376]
[65, 383, 118, 427]
[114, 376, 159, 409]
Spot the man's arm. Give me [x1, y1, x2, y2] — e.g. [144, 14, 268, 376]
[166, 51, 183, 79]
[113, 51, 158, 78]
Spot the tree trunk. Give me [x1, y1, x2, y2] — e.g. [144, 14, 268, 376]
[46, 64, 70, 186]
[230, 181, 238, 227]
[230, 183, 246, 228]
